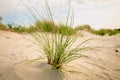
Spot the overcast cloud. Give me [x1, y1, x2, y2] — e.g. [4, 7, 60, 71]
[0, 0, 120, 29]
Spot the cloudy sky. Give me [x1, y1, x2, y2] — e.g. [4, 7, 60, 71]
[0, 0, 120, 29]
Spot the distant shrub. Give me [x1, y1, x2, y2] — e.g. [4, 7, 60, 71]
[107, 29, 120, 36]
[91, 28, 120, 36]
[34, 20, 58, 33]
[13, 26, 27, 32]
[75, 24, 120, 36]
[75, 25, 92, 31]
[115, 28, 120, 32]
[91, 29, 106, 36]
[7, 23, 29, 33]
[26, 26, 36, 33]
[0, 17, 7, 30]
[0, 24, 7, 30]
[59, 24, 75, 35]
[104, 29, 116, 36]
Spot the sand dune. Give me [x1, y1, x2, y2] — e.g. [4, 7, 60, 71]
[0, 30, 120, 80]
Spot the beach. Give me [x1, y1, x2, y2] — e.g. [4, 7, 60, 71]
[0, 30, 120, 80]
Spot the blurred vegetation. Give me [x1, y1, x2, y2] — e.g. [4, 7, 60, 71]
[7, 23, 31, 33]
[0, 17, 7, 30]
[91, 28, 120, 36]
[75, 25, 120, 36]
[0, 16, 120, 36]
[34, 20, 59, 33]
[75, 24, 92, 31]
[59, 24, 75, 35]
[4, 19, 76, 35]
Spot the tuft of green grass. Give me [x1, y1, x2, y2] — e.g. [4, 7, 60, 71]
[34, 20, 58, 33]
[26, 26, 37, 33]
[59, 24, 75, 35]
[19, 0, 91, 70]
[32, 32, 90, 69]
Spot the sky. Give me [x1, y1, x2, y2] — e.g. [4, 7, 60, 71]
[0, 0, 120, 29]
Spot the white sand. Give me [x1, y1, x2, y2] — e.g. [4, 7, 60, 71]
[0, 30, 120, 80]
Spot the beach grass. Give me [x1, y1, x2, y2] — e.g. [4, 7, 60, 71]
[32, 32, 90, 69]
[26, 0, 90, 69]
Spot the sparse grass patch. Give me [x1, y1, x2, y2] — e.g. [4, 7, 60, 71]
[7, 23, 28, 32]
[75, 25, 92, 31]
[34, 20, 58, 33]
[32, 32, 90, 69]
[26, 26, 37, 33]
[91, 28, 120, 36]
[0, 24, 7, 30]
[91, 29, 106, 36]
[7, 23, 36, 33]
[59, 24, 75, 35]
[12, 26, 27, 32]
[75, 24, 120, 36]
[0, 17, 7, 30]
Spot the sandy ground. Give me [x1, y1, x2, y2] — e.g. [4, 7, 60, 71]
[0, 30, 120, 80]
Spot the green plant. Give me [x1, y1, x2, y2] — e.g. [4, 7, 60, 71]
[75, 25, 92, 31]
[20, 0, 91, 70]
[59, 24, 75, 35]
[34, 20, 58, 33]
[7, 23, 27, 32]
[91, 29, 106, 36]
[32, 32, 90, 69]
[26, 26, 36, 33]
[106, 29, 116, 36]
[91, 28, 120, 36]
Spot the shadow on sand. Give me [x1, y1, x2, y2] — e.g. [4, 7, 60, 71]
[15, 61, 64, 80]
[0, 67, 23, 80]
